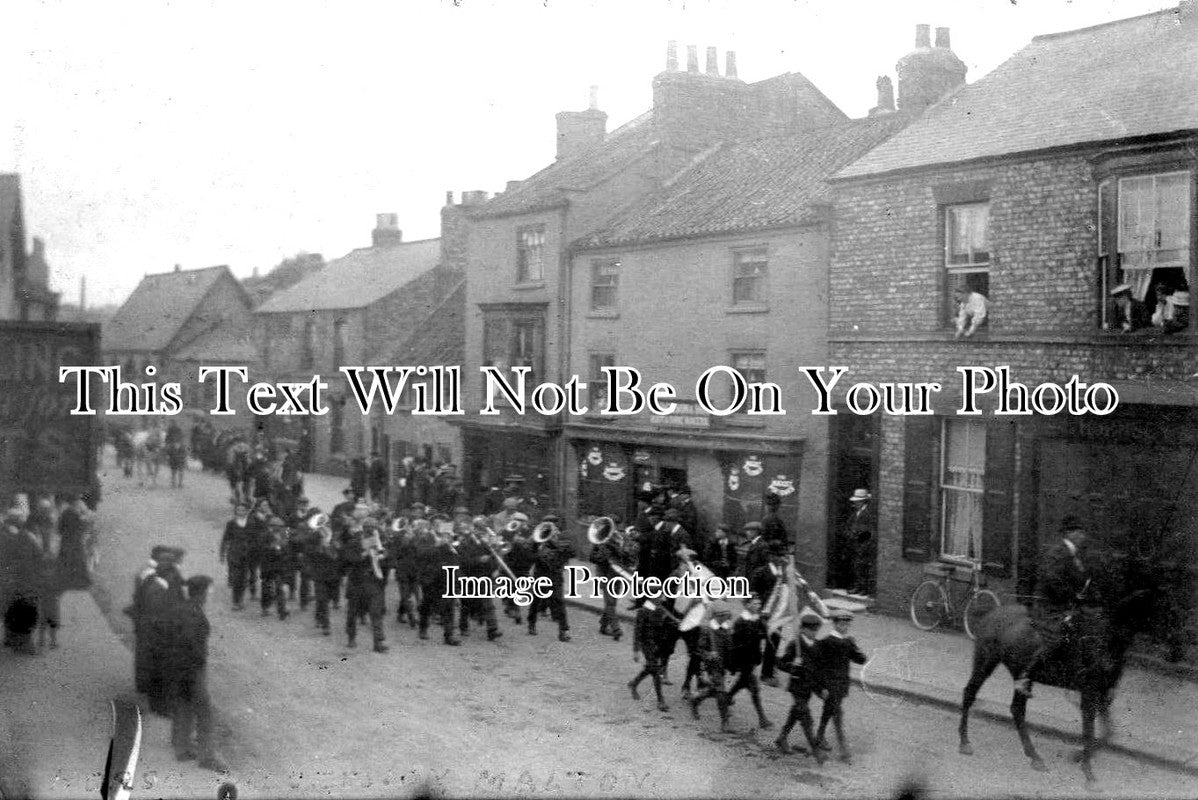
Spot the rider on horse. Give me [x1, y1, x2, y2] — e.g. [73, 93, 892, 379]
[1016, 515, 1094, 697]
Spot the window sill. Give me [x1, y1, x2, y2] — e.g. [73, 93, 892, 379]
[513, 281, 547, 291]
[586, 309, 619, 320]
[725, 304, 770, 315]
[722, 416, 767, 429]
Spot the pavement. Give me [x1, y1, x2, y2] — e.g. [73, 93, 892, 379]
[1, 463, 1195, 800]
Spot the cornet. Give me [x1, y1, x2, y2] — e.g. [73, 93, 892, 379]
[531, 521, 560, 545]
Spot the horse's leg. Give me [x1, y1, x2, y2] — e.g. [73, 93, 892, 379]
[959, 648, 1000, 755]
[1010, 691, 1047, 771]
[1079, 691, 1097, 785]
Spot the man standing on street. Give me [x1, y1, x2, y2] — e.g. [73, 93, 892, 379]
[170, 574, 226, 772]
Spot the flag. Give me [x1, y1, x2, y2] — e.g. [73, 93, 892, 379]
[765, 558, 801, 650]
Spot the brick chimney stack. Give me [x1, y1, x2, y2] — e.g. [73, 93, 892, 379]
[705, 46, 719, 76]
[869, 76, 896, 116]
[666, 40, 678, 71]
[652, 43, 753, 153]
[372, 213, 404, 248]
[725, 51, 738, 80]
[897, 23, 966, 113]
[555, 86, 608, 161]
[687, 45, 699, 73]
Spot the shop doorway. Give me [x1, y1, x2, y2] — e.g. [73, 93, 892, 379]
[827, 413, 879, 589]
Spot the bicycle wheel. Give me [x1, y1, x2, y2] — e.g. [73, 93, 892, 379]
[909, 580, 949, 631]
[964, 589, 1001, 640]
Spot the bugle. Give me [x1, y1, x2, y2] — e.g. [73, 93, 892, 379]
[531, 521, 559, 544]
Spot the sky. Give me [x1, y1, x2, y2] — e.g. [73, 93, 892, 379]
[0, 0, 1177, 307]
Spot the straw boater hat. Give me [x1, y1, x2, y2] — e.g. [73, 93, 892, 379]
[849, 488, 872, 502]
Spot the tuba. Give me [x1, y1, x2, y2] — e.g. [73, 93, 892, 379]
[504, 518, 525, 536]
[306, 512, 330, 530]
[531, 521, 560, 544]
[587, 516, 617, 546]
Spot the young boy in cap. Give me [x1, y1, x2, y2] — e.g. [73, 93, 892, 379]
[725, 596, 773, 730]
[219, 501, 253, 610]
[775, 611, 827, 764]
[689, 601, 735, 731]
[814, 609, 867, 764]
[629, 603, 673, 712]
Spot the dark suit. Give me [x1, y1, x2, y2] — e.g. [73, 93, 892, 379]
[776, 635, 823, 753]
[814, 633, 867, 755]
[219, 517, 254, 606]
[703, 536, 739, 579]
[169, 598, 215, 762]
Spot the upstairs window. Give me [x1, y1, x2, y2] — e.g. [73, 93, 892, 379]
[732, 248, 768, 306]
[333, 318, 347, 367]
[299, 316, 316, 371]
[588, 352, 615, 410]
[1099, 170, 1191, 334]
[944, 203, 990, 333]
[590, 259, 619, 311]
[517, 225, 546, 283]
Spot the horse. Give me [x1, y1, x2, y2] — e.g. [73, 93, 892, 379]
[131, 429, 164, 486]
[957, 552, 1151, 784]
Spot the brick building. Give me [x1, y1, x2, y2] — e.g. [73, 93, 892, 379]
[829, 9, 1198, 656]
[564, 109, 910, 580]
[0, 174, 60, 321]
[254, 212, 463, 473]
[104, 264, 259, 422]
[456, 43, 874, 515]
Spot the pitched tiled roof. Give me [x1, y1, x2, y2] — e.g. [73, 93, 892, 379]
[388, 280, 465, 366]
[0, 175, 19, 240]
[104, 265, 235, 352]
[839, 8, 1198, 179]
[576, 114, 911, 248]
[471, 113, 657, 218]
[256, 238, 440, 313]
[172, 325, 260, 363]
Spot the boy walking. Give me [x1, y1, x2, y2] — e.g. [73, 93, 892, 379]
[814, 608, 867, 763]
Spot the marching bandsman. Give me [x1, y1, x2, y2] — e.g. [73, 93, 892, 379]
[527, 514, 574, 642]
[813, 608, 867, 764]
[456, 519, 503, 642]
[245, 498, 273, 600]
[218, 501, 254, 610]
[416, 524, 460, 646]
[587, 518, 625, 641]
[491, 497, 521, 537]
[503, 515, 534, 625]
[390, 520, 421, 627]
[258, 517, 291, 620]
[305, 521, 341, 636]
[287, 498, 313, 609]
[661, 509, 692, 563]
[628, 603, 672, 712]
[774, 612, 827, 764]
[742, 521, 771, 577]
[689, 601, 735, 731]
[343, 519, 389, 652]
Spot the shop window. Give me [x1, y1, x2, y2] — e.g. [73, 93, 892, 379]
[731, 247, 768, 306]
[944, 203, 990, 333]
[1099, 170, 1191, 334]
[591, 259, 620, 310]
[517, 225, 546, 283]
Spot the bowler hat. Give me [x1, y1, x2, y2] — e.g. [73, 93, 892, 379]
[800, 611, 824, 628]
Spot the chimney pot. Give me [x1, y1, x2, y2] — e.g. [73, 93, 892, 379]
[687, 45, 699, 73]
[372, 213, 403, 247]
[666, 40, 678, 71]
[870, 75, 896, 115]
[174, 264, 181, 272]
[935, 27, 951, 49]
[705, 46, 719, 76]
[588, 85, 599, 110]
[445, 190, 454, 205]
[725, 50, 738, 79]
[915, 23, 931, 48]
